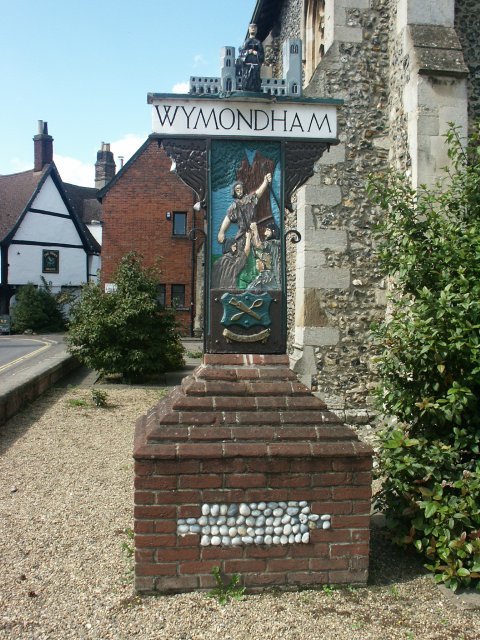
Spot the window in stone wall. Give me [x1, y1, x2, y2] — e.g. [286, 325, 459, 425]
[303, 0, 325, 84]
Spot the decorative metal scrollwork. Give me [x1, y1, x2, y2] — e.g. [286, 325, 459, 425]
[283, 229, 302, 253]
[284, 141, 330, 211]
[161, 139, 207, 203]
[187, 227, 206, 242]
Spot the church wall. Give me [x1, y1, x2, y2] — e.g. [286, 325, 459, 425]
[260, 0, 470, 417]
[274, 0, 390, 415]
[455, 0, 480, 127]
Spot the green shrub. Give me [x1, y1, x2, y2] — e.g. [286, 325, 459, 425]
[11, 280, 66, 333]
[369, 124, 480, 591]
[66, 252, 184, 382]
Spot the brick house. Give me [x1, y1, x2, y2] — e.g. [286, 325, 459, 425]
[98, 137, 205, 336]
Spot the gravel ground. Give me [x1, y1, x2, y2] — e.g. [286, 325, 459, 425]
[1, 380, 479, 640]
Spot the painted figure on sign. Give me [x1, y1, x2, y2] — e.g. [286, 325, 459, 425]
[217, 172, 272, 248]
[247, 222, 281, 290]
[211, 230, 253, 289]
[240, 23, 264, 92]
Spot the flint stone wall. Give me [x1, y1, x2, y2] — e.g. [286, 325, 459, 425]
[278, 0, 391, 411]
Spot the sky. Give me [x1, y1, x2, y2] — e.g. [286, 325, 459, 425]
[0, 0, 255, 186]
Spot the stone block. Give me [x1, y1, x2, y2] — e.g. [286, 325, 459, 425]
[314, 229, 348, 251]
[315, 143, 346, 166]
[334, 26, 364, 43]
[296, 184, 342, 208]
[303, 266, 350, 290]
[295, 326, 340, 347]
[296, 248, 327, 271]
[333, 0, 370, 7]
[417, 114, 439, 136]
[397, 0, 454, 31]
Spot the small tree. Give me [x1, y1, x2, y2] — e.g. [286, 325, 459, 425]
[368, 125, 480, 591]
[11, 280, 66, 333]
[67, 253, 184, 381]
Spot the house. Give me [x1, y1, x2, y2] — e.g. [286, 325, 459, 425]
[0, 121, 102, 314]
[98, 137, 205, 336]
[248, 0, 476, 414]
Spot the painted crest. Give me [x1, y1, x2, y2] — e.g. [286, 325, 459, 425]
[220, 291, 272, 329]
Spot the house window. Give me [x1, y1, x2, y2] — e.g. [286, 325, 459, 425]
[157, 284, 166, 307]
[171, 284, 186, 308]
[173, 211, 187, 236]
[42, 250, 59, 273]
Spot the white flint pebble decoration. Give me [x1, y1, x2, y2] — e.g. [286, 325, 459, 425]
[177, 501, 331, 546]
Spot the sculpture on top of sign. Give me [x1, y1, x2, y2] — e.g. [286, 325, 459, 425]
[239, 23, 264, 92]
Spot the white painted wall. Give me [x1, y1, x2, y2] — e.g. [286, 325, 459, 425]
[7, 173, 92, 287]
[88, 254, 101, 282]
[87, 223, 102, 245]
[8, 245, 87, 286]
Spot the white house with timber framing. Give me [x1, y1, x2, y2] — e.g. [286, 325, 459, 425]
[0, 121, 101, 314]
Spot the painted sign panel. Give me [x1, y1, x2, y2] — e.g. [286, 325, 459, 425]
[150, 97, 337, 140]
[207, 139, 284, 353]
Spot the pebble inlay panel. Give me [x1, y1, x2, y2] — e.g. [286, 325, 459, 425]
[177, 501, 331, 546]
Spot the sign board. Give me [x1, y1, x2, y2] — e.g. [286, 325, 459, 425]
[149, 95, 338, 141]
[0, 315, 11, 334]
[104, 283, 117, 294]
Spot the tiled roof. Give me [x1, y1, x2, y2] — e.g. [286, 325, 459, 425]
[0, 168, 48, 241]
[0, 165, 101, 253]
[64, 183, 102, 224]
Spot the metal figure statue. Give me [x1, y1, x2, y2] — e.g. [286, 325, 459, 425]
[239, 23, 264, 92]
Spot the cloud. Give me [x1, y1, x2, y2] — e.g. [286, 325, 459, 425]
[10, 157, 32, 173]
[55, 154, 94, 187]
[172, 82, 189, 93]
[110, 134, 146, 166]
[193, 54, 207, 68]
[54, 133, 147, 187]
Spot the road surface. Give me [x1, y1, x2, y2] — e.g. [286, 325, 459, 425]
[0, 335, 60, 378]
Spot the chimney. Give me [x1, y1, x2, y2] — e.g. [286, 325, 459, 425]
[95, 142, 116, 189]
[33, 120, 53, 172]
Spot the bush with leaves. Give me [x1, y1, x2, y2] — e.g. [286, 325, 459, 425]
[66, 252, 184, 381]
[369, 124, 480, 591]
[11, 279, 66, 333]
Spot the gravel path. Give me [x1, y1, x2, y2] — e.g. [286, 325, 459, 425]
[0, 382, 479, 639]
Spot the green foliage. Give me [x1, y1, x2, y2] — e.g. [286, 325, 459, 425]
[91, 388, 108, 407]
[66, 253, 184, 382]
[207, 566, 246, 605]
[11, 280, 66, 333]
[369, 124, 480, 591]
[66, 397, 88, 408]
[185, 349, 203, 359]
[375, 427, 480, 591]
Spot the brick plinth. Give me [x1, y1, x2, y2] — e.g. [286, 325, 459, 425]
[133, 354, 373, 593]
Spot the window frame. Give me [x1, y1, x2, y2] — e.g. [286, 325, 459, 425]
[171, 284, 186, 309]
[172, 211, 187, 237]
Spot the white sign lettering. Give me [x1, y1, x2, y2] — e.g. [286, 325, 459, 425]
[149, 97, 338, 140]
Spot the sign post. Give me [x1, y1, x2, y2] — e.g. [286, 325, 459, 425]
[147, 92, 340, 353]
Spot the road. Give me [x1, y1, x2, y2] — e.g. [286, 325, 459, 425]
[0, 335, 60, 377]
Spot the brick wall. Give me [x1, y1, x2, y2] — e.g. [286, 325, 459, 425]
[101, 138, 201, 334]
[134, 452, 371, 593]
[133, 354, 373, 593]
